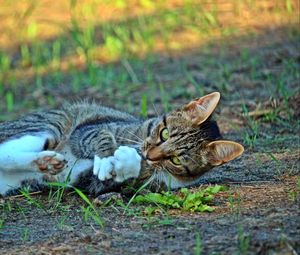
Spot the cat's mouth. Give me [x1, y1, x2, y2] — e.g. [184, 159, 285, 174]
[142, 151, 159, 165]
[142, 147, 165, 166]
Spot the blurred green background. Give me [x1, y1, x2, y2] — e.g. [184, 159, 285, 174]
[0, 0, 299, 120]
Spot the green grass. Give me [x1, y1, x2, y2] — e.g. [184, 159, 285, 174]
[21, 227, 30, 242]
[0, 0, 298, 119]
[0, 184, 226, 236]
[241, 104, 259, 149]
[228, 191, 242, 220]
[0, 219, 4, 230]
[132, 185, 225, 214]
[237, 225, 250, 255]
[48, 182, 103, 227]
[194, 232, 202, 255]
[20, 187, 44, 209]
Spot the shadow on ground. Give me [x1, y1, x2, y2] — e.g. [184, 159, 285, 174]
[0, 11, 299, 255]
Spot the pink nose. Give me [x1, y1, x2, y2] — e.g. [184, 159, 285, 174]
[146, 147, 164, 161]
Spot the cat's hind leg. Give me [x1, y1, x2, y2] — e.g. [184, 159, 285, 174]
[34, 151, 66, 174]
[0, 133, 66, 174]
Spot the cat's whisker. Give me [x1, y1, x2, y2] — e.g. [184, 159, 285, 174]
[152, 103, 160, 118]
[116, 136, 142, 145]
[125, 129, 144, 142]
[148, 171, 161, 191]
[148, 173, 157, 185]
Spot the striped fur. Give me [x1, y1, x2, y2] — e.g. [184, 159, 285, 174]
[0, 93, 244, 196]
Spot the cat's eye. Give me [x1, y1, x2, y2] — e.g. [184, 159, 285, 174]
[170, 156, 181, 165]
[160, 128, 169, 141]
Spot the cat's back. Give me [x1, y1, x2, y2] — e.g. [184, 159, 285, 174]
[0, 101, 139, 144]
[63, 101, 139, 127]
[0, 108, 70, 143]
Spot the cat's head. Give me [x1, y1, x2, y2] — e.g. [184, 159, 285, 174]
[142, 92, 244, 183]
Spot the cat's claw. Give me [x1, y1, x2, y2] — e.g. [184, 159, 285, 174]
[93, 146, 142, 182]
[34, 151, 66, 175]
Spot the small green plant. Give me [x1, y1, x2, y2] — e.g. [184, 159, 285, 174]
[20, 44, 31, 67]
[48, 182, 103, 227]
[57, 215, 68, 230]
[0, 218, 4, 230]
[1, 199, 12, 212]
[184, 69, 205, 96]
[74, 187, 103, 227]
[20, 187, 44, 209]
[159, 83, 171, 113]
[194, 232, 202, 255]
[5, 91, 14, 112]
[21, 227, 30, 242]
[288, 177, 300, 201]
[237, 225, 250, 255]
[228, 191, 242, 219]
[288, 190, 297, 202]
[70, 18, 95, 63]
[51, 40, 61, 69]
[0, 51, 11, 74]
[286, 0, 293, 13]
[47, 165, 77, 210]
[140, 93, 148, 117]
[48, 182, 68, 210]
[266, 152, 279, 163]
[133, 185, 225, 213]
[242, 104, 259, 148]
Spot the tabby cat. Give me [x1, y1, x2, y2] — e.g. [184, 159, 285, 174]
[0, 92, 244, 196]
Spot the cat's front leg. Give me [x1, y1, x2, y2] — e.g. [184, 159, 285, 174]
[93, 146, 142, 183]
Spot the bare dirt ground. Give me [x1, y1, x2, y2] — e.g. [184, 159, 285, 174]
[0, 9, 300, 255]
[0, 177, 299, 255]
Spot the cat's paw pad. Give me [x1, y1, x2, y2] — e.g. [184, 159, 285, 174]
[93, 155, 115, 181]
[35, 151, 66, 175]
[113, 146, 141, 182]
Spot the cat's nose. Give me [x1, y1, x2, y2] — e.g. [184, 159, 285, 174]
[146, 147, 164, 161]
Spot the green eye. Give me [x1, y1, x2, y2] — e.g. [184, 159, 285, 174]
[160, 128, 169, 141]
[170, 156, 181, 165]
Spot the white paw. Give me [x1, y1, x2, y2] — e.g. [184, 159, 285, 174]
[93, 146, 142, 182]
[93, 156, 115, 181]
[113, 146, 141, 182]
[34, 151, 66, 174]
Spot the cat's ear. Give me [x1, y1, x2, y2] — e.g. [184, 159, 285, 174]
[206, 140, 244, 166]
[184, 92, 220, 126]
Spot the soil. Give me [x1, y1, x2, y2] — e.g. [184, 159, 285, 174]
[0, 176, 299, 255]
[1, 18, 300, 255]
